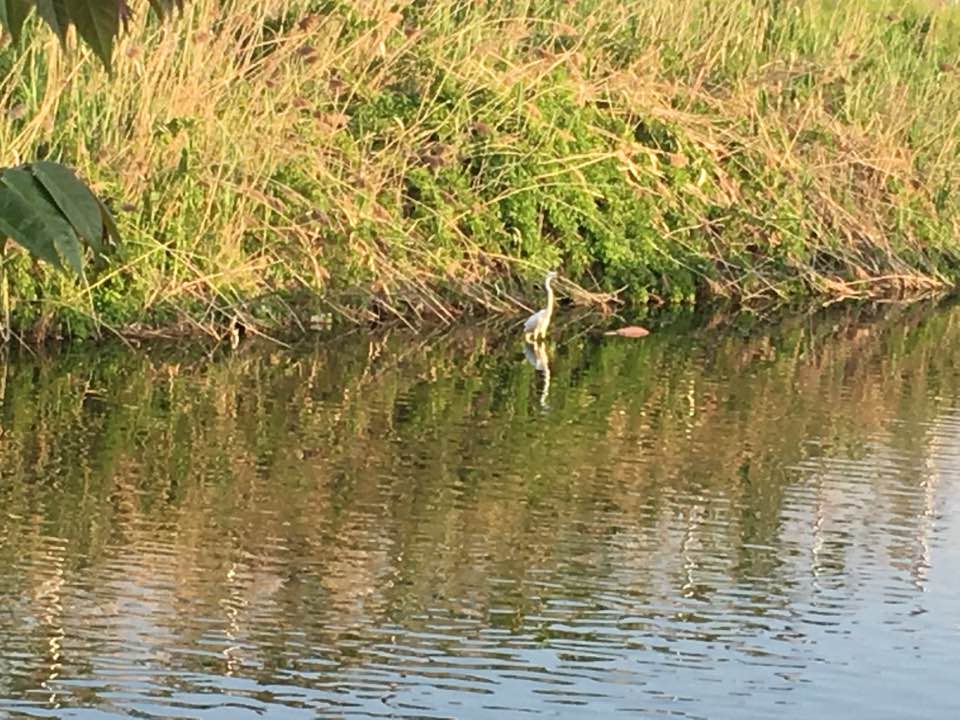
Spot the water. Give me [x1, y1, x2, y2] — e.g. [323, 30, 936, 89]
[2, 302, 960, 719]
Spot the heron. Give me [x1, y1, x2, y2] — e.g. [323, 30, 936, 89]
[523, 270, 558, 343]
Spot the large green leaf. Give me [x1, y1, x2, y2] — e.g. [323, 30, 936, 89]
[0, 0, 31, 44]
[30, 161, 103, 255]
[3, 0, 177, 69]
[54, 227, 83, 275]
[0, 168, 85, 274]
[34, 0, 71, 42]
[64, 0, 120, 71]
[0, 170, 66, 269]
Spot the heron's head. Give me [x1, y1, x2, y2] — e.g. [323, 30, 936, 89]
[545, 270, 558, 282]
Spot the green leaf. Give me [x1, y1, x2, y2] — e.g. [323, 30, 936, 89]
[35, 0, 71, 43]
[2, 168, 85, 274]
[65, 0, 120, 71]
[0, 168, 75, 271]
[30, 161, 103, 254]
[0, 0, 31, 45]
[51, 224, 83, 275]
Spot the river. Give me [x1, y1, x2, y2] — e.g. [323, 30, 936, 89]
[1, 302, 959, 719]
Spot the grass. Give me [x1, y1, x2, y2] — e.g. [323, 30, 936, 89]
[0, 0, 959, 341]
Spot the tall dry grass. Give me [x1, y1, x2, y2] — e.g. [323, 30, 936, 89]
[0, 0, 958, 339]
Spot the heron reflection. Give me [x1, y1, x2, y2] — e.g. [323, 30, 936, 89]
[523, 340, 551, 408]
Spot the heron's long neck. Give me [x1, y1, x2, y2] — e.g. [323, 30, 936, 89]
[544, 279, 555, 316]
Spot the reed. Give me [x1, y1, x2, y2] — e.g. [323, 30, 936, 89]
[0, 0, 957, 340]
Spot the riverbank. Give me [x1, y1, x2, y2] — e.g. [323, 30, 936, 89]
[0, 0, 958, 341]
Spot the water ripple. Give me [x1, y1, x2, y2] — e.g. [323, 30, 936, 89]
[3, 308, 960, 717]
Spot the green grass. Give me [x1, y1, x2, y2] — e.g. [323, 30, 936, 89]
[0, 0, 959, 340]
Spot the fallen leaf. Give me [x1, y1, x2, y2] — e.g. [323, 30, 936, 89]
[605, 326, 650, 338]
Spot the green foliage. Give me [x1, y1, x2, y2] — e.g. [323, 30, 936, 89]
[65, 0, 120, 71]
[34, 1, 71, 39]
[32, 161, 104, 254]
[360, 75, 712, 300]
[1, 0, 959, 339]
[0, 162, 118, 275]
[0, 0, 31, 44]
[0, 0, 184, 70]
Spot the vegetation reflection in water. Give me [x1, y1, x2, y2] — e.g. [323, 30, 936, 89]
[1, 302, 960, 718]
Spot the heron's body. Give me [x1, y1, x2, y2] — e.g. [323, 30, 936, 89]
[524, 271, 558, 342]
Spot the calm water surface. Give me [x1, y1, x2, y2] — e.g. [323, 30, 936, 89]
[2, 304, 960, 719]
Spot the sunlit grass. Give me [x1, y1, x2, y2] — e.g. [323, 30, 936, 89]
[0, 0, 958, 339]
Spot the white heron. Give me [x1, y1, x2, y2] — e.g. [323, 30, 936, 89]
[523, 270, 558, 343]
